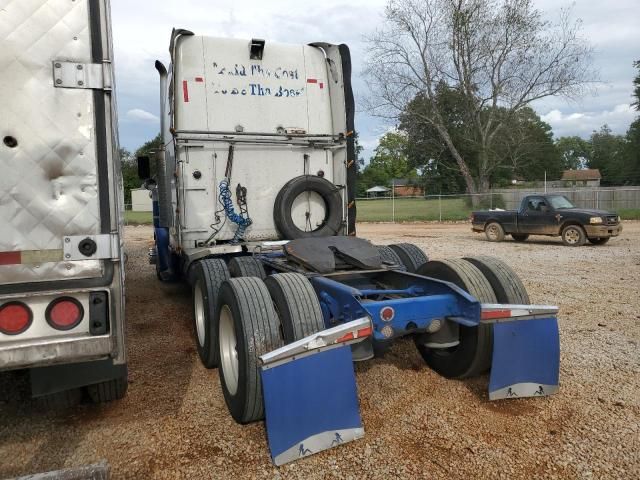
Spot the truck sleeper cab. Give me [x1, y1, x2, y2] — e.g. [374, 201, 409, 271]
[142, 31, 561, 466]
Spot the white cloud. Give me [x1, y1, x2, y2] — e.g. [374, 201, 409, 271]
[541, 104, 635, 138]
[125, 109, 159, 123]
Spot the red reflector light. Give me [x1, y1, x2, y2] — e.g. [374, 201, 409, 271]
[0, 302, 33, 335]
[336, 332, 354, 343]
[481, 309, 512, 320]
[46, 297, 84, 330]
[380, 306, 395, 322]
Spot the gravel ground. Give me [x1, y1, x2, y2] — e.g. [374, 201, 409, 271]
[1, 222, 639, 479]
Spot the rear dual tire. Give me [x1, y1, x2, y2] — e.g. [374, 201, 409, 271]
[192, 259, 230, 368]
[388, 243, 429, 272]
[217, 274, 324, 424]
[416, 256, 530, 379]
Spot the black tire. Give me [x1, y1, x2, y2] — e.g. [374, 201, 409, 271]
[588, 237, 610, 245]
[561, 224, 586, 246]
[485, 222, 505, 242]
[192, 258, 230, 368]
[38, 388, 83, 409]
[415, 259, 497, 378]
[388, 243, 429, 273]
[511, 233, 529, 242]
[87, 375, 128, 403]
[228, 256, 267, 279]
[265, 273, 325, 343]
[217, 278, 284, 424]
[376, 245, 406, 271]
[462, 256, 530, 304]
[273, 175, 343, 239]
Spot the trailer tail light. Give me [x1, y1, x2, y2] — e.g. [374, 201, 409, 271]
[0, 302, 33, 335]
[46, 297, 84, 331]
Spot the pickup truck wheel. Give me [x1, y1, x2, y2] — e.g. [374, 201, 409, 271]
[388, 243, 428, 272]
[561, 225, 586, 246]
[414, 259, 497, 379]
[228, 256, 267, 279]
[588, 237, 610, 245]
[265, 273, 325, 343]
[217, 277, 284, 424]
[484, 222, 505, 242]
[376, 245, 407, 271]
[192, 259, 230, 368]
[511, 234, 529, 242]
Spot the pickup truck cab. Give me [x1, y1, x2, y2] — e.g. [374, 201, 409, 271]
[471, 194, 622, 246]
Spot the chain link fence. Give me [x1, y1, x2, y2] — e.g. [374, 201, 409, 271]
[356, 187, 640, 222]
[121, 187, 640, 226]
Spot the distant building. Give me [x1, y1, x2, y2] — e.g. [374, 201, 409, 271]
[561, 169, 601, 187]
[391, 178, 424, 197]
[365, 186, 390, 198]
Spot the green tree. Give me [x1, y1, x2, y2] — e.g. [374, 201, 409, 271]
[364, 0, 594, 200]
[119, 148, 139, 205]
[358, 131, 417, 194]
[135, 133, 163, 157]
[589, 125, 628, 185]
[555, 136, 591, 170]
[121, 133, 162, 206]
[400, 87, 562, 191]
[632, 60, 640, 111]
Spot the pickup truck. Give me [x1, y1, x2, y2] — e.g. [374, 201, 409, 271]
[471, 194, 623, 246]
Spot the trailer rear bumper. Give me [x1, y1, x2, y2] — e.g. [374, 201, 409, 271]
[0, 335, 113, 371]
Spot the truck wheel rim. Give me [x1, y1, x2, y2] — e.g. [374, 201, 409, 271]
[194, 281, 206, 348]
[487, 225, 498, 240]
[565, 229, 579, 244]
[219, 305, 239, 395]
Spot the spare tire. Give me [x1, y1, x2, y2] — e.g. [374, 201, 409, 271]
[273, 175, 343, 239]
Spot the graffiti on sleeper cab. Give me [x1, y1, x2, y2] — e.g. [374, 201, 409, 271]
[211, 62, 304, 98]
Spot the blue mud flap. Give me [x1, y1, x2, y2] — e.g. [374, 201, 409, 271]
[489, 317, 560, 400]
[261, 344, 364, 466]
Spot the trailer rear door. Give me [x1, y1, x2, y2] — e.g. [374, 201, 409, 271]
[0, 0, 119, 289]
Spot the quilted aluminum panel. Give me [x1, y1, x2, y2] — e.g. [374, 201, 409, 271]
[0, 0, 103, 284]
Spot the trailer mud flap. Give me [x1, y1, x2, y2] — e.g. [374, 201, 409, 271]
[259, 317, 371, 466]
[481, 305, 560, 400]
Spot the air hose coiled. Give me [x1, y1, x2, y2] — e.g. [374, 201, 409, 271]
[219, 179, 252, 243]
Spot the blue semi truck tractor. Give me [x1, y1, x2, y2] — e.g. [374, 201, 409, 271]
[137, 30, 560, 465]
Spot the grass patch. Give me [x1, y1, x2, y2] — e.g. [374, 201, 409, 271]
[356, 197, 473, 222]
[619, 208, 640, 220]
[125, 210, 153, 225]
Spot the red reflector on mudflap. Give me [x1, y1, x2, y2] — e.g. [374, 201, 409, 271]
[0, 302, 32, 335]
[481, 310, 512, 320]
[337, 326, 372, 343]
[357, 327, 372, 338]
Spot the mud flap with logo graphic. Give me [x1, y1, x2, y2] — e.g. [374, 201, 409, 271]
[486, 311, 560, 400]
[259, 318, 371, 466]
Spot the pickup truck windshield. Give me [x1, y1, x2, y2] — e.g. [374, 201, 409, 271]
[547, 195, 575, 210]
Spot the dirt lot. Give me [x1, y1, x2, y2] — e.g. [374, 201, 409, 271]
[1, 222, 639, 479]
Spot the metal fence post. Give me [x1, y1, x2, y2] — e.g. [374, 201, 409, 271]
[439, 195, 442, 222]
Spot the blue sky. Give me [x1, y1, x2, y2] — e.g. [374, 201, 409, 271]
[112, 0, 639, 160]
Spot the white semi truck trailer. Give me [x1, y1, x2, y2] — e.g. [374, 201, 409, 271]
[140, 30, 561, 465]
[0, 0, 127, 406]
